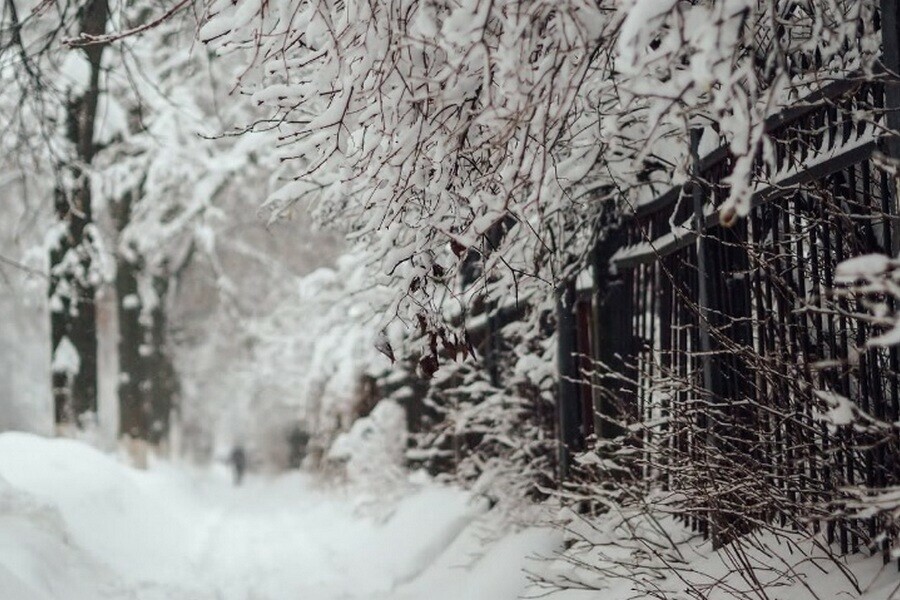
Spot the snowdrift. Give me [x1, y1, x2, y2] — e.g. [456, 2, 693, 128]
[0, 432, 557, 600]
[1, 432, 893, 600]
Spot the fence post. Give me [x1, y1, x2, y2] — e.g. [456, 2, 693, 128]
[556, 277, 581, 479]
[691, 129, 715, 397]
[591, 228, 633, 442]
[882, 0, 900, 257]
[691, 127, 722, 546]
[883, 1, 900, 153]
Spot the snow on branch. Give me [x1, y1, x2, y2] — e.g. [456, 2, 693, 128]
[198, 0, 883, 361]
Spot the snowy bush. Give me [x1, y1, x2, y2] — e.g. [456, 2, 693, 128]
[405, 309, 558, 513]
[327, 399, 409, 499]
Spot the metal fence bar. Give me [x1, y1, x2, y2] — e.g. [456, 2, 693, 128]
[556, 278, 580, 480]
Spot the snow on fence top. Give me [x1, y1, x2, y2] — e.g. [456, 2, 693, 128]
[611, 79, 882, 270]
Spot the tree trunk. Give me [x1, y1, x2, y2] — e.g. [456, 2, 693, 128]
[112, 186, 177, 446]
[111, 185, 147, 440]
[145, 269, 177, 446]
[116, 251, 146, 440]
[49, 0, 109, 429]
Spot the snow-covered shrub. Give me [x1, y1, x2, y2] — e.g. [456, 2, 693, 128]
[327, 400, 408, 496]
[407, 309, 558, 512]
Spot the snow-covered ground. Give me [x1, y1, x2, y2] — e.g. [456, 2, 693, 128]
[1, 431, 897, 600]
[0, 432, 559, 600]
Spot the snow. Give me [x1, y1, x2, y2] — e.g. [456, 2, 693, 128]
[533, 510, 900, 600]
[617, 0, 679, 73]
[815, 390, 857, 427]
[121, 294, 140, 310]
[1, 434, 898, 600]
[59, 53, 92, 95]
[0, 432, 557, 600]
[328, 399, 407, 487]
[51, 336, 80, 375]
[610, 218, 693, 265]
[836, 253, 894, 283]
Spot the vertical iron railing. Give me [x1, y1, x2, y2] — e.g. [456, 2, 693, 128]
[582, 69, 900, 557]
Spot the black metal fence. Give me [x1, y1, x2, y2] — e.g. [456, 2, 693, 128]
[559, 62, 900, 557]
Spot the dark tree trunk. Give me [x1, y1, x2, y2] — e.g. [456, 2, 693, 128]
[112, 186, 147, 440]
[145, 269, 177, 445]
[111, 185, 177, 445]
[115, 255, 146, 440]
[49, 0, 109, 428]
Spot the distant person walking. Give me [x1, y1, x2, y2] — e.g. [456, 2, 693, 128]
[288, 426, 310, 469]
[230, 445, 247, 486]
